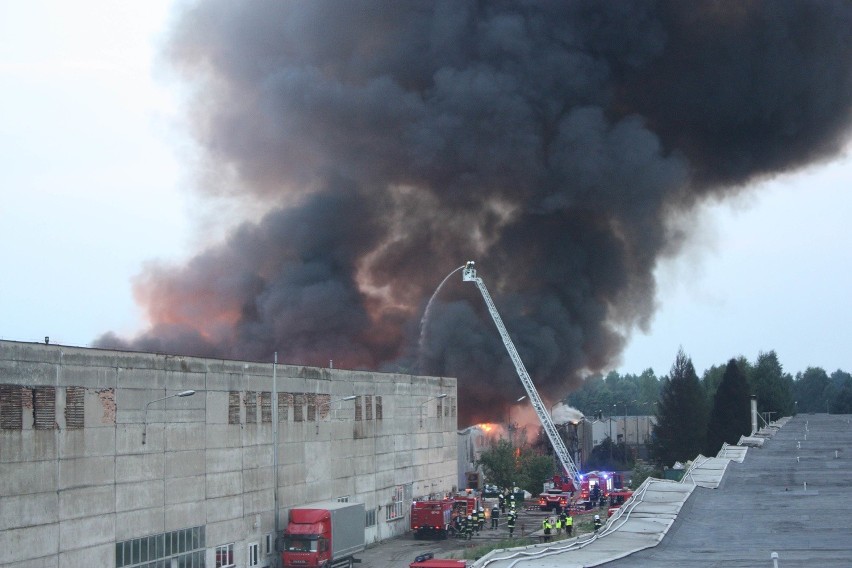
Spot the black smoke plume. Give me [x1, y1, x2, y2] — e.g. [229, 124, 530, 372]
[97, 1, 852, 425]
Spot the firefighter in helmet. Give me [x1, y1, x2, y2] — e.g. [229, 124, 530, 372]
[506, 509, 516, 537]
[477, 507, 485, 532]
[465, 515, 474, 540]
[594, 514, 602, 533]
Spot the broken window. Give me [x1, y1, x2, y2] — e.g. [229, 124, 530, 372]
[245, 391, 257, 423]
[261, 392, 271, 423]
[33, 386, 56, 430]
[0, 384, 22, 430]
[65, 386, 85, 429]
[317, 394, 331, 420]
[306, 394, 316, 422]
[228, 391, 241, 424]
[293, 394, 304, 422]
[279, 393, 292, 422]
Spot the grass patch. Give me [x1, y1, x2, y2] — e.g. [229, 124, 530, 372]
[447, 538, 536, 560]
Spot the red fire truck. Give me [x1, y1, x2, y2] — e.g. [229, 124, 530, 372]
[606, 489, 635, 517]
[410, 499, 454, 539]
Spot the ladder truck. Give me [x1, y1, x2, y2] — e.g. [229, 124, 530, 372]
[462, 261, 582, 490]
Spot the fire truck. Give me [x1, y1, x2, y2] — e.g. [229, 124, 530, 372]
[410, 499, 454, 539]
[607, 489, 635, 517]
[538, 488, 571, 511]
[463, 262, 583, 493]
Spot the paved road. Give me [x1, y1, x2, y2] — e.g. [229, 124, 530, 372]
[358, 504, 576, 567]
[359, 502, 602, 567]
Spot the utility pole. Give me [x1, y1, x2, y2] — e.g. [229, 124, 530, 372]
[272, 352, 280, 568]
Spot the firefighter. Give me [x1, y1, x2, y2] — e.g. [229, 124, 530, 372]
[542, 517, 553, 542]
[454, 514, 463, 538]
[465, 515, 474, 540]
[491, 504, 499, 529]
[498, 491, 506, 513]
[593, 514, 602, 533]
[565, 512, 573, 537]
[554, 514, 563, 536]
[509, 492, 516, 510]
[478, 507, 486, 532]
[507, 510, 516, 537]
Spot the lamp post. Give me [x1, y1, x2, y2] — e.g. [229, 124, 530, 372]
[420, 394, 447, 428]
[142, 390, 195, 444]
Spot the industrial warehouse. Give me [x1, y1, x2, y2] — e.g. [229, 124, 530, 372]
[0, 339, 458, 567]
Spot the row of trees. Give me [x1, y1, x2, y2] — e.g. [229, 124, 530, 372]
[567, 354, 852, 420]
[476, 348, 852, 491]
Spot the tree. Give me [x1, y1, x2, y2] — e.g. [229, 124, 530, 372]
[827, 371, 852, 414]
[475, 438, 555, 497]
[825, 370, 852, 413]
[705, 359, 751, 455]
[476, 438, 517, 490]
[650, 348, 707, 467]
[701, 364, 726, 406]
[751, 351, 794, 418]
[793, 367, 829, 413]
[636, 368, 662, 405]
[629, 460, 662, 490]
[585, 438, 632, 471]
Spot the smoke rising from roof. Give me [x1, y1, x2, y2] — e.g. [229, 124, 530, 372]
[97, 1, 852, 426]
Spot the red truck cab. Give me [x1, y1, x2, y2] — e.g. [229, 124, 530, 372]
[538, 475, 574, 511]
[282, 502, 364, 568]
[606, 490, 634, 517]
[537, 489, 570, 511]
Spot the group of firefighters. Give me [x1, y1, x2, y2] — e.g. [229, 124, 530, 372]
[539, 509, 576, 541]
[454, 488, 522, 540]
[453, 487, 601, 541]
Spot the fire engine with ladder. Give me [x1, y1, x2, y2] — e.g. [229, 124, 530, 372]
[462, 261, 584, 500]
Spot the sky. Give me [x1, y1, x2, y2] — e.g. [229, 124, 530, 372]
[2, 1, 851, 381]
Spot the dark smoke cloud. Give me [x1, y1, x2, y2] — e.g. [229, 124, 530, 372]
[97, 0, 852, 426]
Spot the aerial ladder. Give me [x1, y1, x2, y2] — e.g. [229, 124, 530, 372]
[462, 261, 582, 488]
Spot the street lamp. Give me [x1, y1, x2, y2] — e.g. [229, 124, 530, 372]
[420, 394, 447, 427]
[142, 390, 195, 444]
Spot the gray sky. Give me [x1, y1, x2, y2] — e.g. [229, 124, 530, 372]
[2, 1, 851, 380]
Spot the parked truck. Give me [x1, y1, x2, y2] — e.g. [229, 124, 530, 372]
[411, 499, 454, 539]
[281, 501, 365, 568]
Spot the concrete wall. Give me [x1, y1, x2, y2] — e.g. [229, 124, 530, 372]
[590, 416, 656, 448]
[0, 340, 458, 567]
